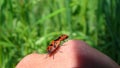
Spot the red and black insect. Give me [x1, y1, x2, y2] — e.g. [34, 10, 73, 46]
[47, 34, 68, 55]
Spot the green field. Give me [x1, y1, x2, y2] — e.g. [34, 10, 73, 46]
[0, 0, 120, 68]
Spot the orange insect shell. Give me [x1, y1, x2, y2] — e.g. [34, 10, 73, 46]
[47, 40, 59, 53]
[47, 34, 68, 54]
[59, 34, 68, 41]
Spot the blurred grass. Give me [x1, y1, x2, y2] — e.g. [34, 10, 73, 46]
[0, 0, 120, 68]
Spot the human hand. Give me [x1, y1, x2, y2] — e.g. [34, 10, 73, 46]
[16, 40, 119, 68]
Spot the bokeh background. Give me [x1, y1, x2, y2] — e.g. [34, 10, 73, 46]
[0, 0, 120, 68]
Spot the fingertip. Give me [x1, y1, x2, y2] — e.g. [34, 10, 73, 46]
[16, 53, 46, 68]
[62, 40, 120, 68]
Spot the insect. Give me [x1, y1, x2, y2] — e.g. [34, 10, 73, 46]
[47, 34, 68, 56]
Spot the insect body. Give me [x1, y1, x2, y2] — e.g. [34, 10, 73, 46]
[47, 34, 68, 55]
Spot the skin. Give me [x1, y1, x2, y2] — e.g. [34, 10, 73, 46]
[16, 40, 120, 68]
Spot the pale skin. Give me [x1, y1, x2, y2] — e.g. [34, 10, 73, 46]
[16, 40, 120, 68]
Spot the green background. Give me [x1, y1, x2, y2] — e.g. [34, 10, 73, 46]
[0, 0, 120, 68]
